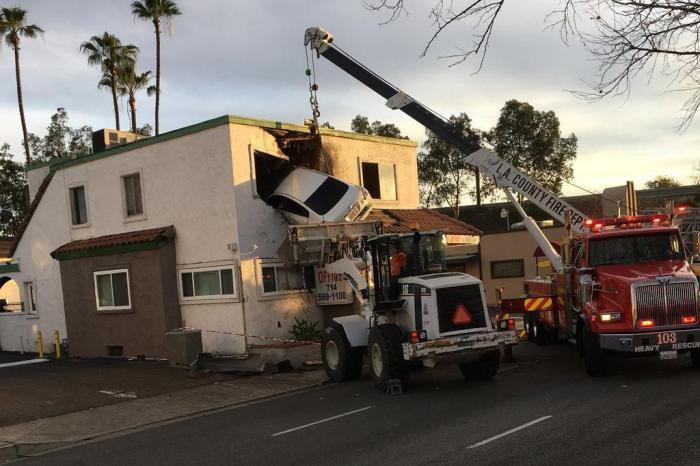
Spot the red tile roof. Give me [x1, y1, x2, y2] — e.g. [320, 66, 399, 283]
[51, 226, 175, 257]
[367, 209, 482, 235]
[9, 172, 55, 257]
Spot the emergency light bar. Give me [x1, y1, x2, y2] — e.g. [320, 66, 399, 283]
[584, 214, 671, 231]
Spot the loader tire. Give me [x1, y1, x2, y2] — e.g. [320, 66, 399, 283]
[322, 325, 363, 382]
[582, 326, 607, 377]
[459, 350, 500, 381]
[367, 324, 408, 392]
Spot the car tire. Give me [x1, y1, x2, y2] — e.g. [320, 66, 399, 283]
[458, 350, 500, 381]
[321, 325, 363, 382]
[367, 324, 408, 392]
[691, 349, 700, 368]
[582, 326, 607, 377]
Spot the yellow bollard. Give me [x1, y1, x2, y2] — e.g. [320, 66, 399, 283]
[37, 331, 44, 358]
[54, 330, 61, 359]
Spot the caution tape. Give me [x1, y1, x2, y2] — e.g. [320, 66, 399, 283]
[172, 327, 321, 346]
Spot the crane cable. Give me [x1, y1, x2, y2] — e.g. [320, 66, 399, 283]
[304, 44, 321, 131]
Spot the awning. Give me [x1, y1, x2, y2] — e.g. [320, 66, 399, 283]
[51, 226, 175, 261]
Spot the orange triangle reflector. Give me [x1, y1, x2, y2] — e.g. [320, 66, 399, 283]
[452, 303, 472, 325]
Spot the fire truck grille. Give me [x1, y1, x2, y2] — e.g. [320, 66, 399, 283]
[634, 281, 699, 328]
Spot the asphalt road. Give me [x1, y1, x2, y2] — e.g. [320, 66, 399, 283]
[15, 342, 700, 465]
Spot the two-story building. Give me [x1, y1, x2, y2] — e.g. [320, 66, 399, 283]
[0, 115, 455, 358]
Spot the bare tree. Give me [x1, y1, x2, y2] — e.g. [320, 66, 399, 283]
[365, 1, 700, 129]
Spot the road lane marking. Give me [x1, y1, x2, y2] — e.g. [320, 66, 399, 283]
[272, 405, 374, 437]
[467, 415, 552, 449]
[0, 358, 48, 369]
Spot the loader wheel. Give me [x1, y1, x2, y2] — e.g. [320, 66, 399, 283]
[367, 324, 408, 392]
[458, 350, 500, 381]
[582, 326, 607, 377]
[322, 325, 363, 382]
[690, 349, 700, 368]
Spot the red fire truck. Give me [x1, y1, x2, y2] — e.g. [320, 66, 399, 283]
[512, 213, 700, 376]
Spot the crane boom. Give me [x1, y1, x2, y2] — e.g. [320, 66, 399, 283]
[304, 27, 589, 239]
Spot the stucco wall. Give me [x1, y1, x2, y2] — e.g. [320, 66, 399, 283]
[58, 242, 180, 358]
[321, 135, 419, 209]
[479, 227, 565, 304]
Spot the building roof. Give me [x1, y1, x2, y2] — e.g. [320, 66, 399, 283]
[368, 208, 482, 235]
[9, 172, 55, 257]
[442, 183, 700, 235]
[28, 114, 416, 174]
[51, 226, 175, 261]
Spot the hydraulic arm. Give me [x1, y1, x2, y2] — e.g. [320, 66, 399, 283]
[304, 27, 588, 271]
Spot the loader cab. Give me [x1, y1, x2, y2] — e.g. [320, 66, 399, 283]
[369, 231, 447, 301]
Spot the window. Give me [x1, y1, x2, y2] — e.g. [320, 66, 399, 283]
[305, 177, 349, 215]
[588, 232, 684, 267]
[361, 162, 397, 200]
[122, 173, 143, 217]
[180, 266, 236, 300]
[69, 186, 88, 225]
[266, 195, 310, 219]
[490, 259, 525, 279]
[260, 262, 305, 295]
[93, 269, 131, 311]
[25, 282, 37, 315]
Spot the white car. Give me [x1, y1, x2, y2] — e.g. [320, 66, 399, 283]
[267, 167, 372, 224]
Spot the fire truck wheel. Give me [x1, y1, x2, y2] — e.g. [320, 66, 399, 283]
[534, 320, 547, 346]
[322, 325, 363, 382]
[458, 350, 500, 381]
[690, 349, 700, 368]
[367, 324, 408, 392]
[525, 315, 535, 342]
[582, 327, 607, 376]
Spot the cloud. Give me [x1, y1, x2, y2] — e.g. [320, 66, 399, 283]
[0, 0, 697, 195]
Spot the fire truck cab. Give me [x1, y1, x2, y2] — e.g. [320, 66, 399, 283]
[523, 214, 700, 375]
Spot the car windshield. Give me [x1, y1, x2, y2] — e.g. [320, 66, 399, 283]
[399, 232, 447, 275]
[588, 232, 684, 266]
[304, 177, 350, 215]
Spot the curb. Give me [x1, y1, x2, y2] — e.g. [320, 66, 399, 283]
[4, 379, 326, 460]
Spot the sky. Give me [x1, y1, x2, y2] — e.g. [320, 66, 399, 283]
[0, 0, 698, 202]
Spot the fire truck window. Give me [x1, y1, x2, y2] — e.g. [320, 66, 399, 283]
[589, 233, 683, 266]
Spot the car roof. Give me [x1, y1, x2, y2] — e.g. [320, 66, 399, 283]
[272, 167, 337, 201]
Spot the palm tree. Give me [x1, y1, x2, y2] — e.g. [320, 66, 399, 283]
[80, 33, 138, 131]
[131, 0, 181, 136]
[0, 7, 44, 165]
[116, 64, 153, 133]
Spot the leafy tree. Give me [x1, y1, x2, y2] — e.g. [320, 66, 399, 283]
[80, 33, 138, 131]
[27, 108, 93, 162]
[0, 144, 28, 236]
[136, 123, 153, 136]
[418, 113, 492, 215]
[131, 0, 182, 136]
[366, 1, 700, 129]
[488, 99, 576, 199]
[645, 175, 682, 190]
[0, 7, 44, 165]
[691, 162, 700, 185]
[350, 114, 408, 139]
[351, 115, 371, 134]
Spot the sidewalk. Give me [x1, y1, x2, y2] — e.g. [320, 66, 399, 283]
[0, 368, 327, 462]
